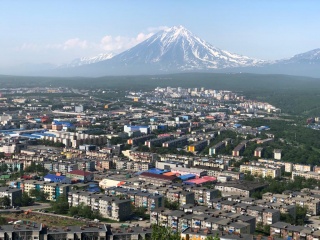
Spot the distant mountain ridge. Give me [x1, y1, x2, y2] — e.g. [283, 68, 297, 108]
[4, 25, 320, 77]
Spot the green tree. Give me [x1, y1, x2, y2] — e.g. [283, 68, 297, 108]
[0, 216, 6, 225]
[0, 163, 8, 172]
[29, 189, 49, 201]
[296, 205, 308, 225]
[69, 206, 80, 216]
[280, 213, 295, 224]
[132, 206, 147, 218]
[151, 225, 180, 240]
[17, 192, 34, 206]
[205, 234, 220, 240]
[0, 196, 11, 207]
[50, 196, 69, 214]
[69, 203, 101, 220]
[164, 199, 180, 210]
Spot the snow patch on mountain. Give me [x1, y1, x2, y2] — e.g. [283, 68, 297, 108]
[59, 53, 115, 68]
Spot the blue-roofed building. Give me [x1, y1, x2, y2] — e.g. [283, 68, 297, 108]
[87, 183, 101, 193]
[233, 124, 242, 128]
[43, 174, 71, 184]
[147, 168, 165, 175]
[257, 126, 270, 131]
[179, 174, 196, 181]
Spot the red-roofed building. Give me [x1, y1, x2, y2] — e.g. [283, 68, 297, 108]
[66, 170, 94, 182]
[139, 172, 180, 186]
[184, 176, 217, 185]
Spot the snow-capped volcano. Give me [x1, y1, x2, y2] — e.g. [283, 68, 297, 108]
[51, 25, 265, 76]
[112, 25, 264, 71]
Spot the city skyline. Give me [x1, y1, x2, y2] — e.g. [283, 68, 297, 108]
[1, 0, 320, 68]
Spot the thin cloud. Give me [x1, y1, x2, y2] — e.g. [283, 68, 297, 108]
[100, 32, 154, 52]
[147, 26, 169, 32]
[15, 26, 166, 56]
[62, 38, 88, 50]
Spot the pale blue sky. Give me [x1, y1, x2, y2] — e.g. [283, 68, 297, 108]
[1, 0, 320, 67]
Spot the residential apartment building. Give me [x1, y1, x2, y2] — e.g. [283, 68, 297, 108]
[166, 190, 195, 206]
[145, 136, 173, 148]
[105, 187, 164, 214]
[215, 181, 268, 198]
[232, 141, 247, 157]
[0, 187, 22, 206]
[127, 134, 155, 145]
[14, 180, 71, 201]
[187, 140, 208, 153]
[68, 191, 132, 221]
[162, 137, 188, 148]
[240, 164, 281, 178]
[292, 171, 320, 181]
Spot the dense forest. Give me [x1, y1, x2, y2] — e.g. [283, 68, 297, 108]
[240, 118, 320, 165]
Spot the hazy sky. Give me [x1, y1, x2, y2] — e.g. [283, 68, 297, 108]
[1, 0, 320, 67]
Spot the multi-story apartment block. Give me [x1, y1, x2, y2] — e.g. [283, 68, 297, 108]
[292, 171, 320, 181]
[127, 134, 155, 145]
[68, 191, 131, 221]
[42, 183, 71, 201]
[262, 192, 320, 216]
[255, 199, 296, 219]
[105, 187, 164, 214]
[95, 160, 113, 171]
[162, 137, 188, 148]
[14, 180, 71, 201]
[285, 162, 312, 173]
[240, 165, 281, 178]
[215, 181, 268, 198]
[232, 141, 247, 157]
[193, 166, 244, 181]
[145, 136, 173, 148]
[166, 190, 195, 205]
[246, 205, 280, 225]
[254, 147, 263, 157]
[0, 160, 24, 172]
[187, 140, 208, 153]
[208, 138, 231, 156]
[133, 162, 153, 172]
[127, 151, 158, 162]
[0, 223, 155, 240]
[184, 186, 219, 205]
[0, 187, 22, 206]
[274, 149, 282, 160]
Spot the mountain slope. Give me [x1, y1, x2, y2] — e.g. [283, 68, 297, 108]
[58, 53, 115, 68]
[52, 26, 265, 77]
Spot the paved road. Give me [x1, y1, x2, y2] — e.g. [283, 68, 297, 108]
[20, 202, 51, 211]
